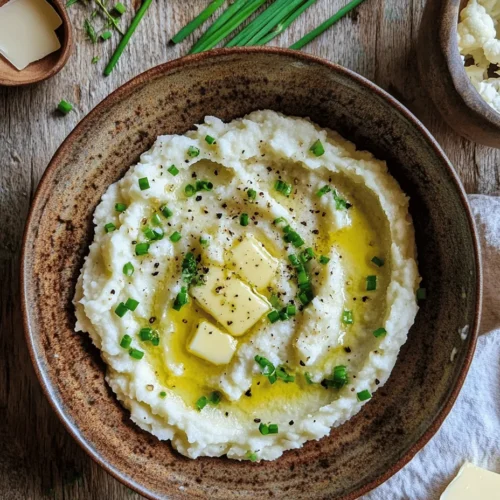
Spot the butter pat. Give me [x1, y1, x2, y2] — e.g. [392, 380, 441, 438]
[229, 235, 278, 289]
[191, 267, 270, 336]
[441, 462, 500, 500]
[0, 0, 62, 71]
[188, 321, 237, 365]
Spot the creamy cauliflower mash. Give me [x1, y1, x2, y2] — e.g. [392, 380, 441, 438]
[458, 0, 500, 113]
[74, 111, 420, 462]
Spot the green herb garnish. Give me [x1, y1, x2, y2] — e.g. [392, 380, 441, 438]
[274, 179, 293, 197]
[104, 222, 116, 233]
[167, 165, 179, 176]
[129, 348, 144, 360]
[187, 146, 200, 158]
[138, 177, 150, 190]
[205, 134, 217, 144]
[310, 139, 325, 157]
[57, 100, 73, 114]
[123, 262, 134, 276]
[115, 202, 127, 212]
[173, 286, 189, 311]
[240, 213, 249, 226]
[124, 298, 139, 311]
[342, 310, 353, 325]
[366, 275, 377, 291]
[357, 389, 372, 402]
[135, 242, 150, 256]
[170, 231, 182, 242]
[373, 327, 387, 338]
[333, 189, 351, 210]
[160, 205, 173, 218]
[83, 19, 98, 44]
[319, 255, 330, 265]
[316, 185, 331, 197]
[120, 334, 132, 348]
[247, 188, 257, 200]
[371, 256, 384, 267]
[196, 396, 208, 410]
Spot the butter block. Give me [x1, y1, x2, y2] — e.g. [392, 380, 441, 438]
[440, 462, 500, 500]
[187, 320, 237, 365]
[191, 267, 270, 336]
[229, 235, 278, 289]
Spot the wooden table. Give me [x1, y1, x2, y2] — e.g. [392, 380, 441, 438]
[1, 1, 498, 498]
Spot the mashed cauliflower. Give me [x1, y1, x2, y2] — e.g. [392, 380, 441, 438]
[74, 111, 420, 461]
[458, 0, 500, 113]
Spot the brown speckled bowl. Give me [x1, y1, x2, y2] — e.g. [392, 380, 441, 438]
[21, 48, 482, 499]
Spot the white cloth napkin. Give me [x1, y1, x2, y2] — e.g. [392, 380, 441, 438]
[364, 195, 500, 500]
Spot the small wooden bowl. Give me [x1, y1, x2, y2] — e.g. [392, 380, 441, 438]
[418, 0, 500, 148]
[0, 0, 72, 86]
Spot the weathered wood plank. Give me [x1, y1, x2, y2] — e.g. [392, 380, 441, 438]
[0, 0, 498, 498]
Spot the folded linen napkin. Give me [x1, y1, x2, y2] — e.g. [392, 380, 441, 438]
[364, 195, 500, 500]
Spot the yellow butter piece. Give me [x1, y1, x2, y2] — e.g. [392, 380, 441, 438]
[229, 235, 278, 289]
[440, 462, 500, 500]
[191, 267, 270, 336]
[187, 320, 237, 365]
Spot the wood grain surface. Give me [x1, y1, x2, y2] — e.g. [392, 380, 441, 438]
[0, 1, 498, 499]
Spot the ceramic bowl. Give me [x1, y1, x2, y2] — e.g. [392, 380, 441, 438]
[0, 0, 73, 86]
[22, 48, 482, 499]
[418, 0, 500, 148]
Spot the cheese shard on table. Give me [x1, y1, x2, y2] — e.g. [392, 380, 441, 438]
[191, 267, 270, 336]
[0, 0, 62, 71]
[187, 321, 237, 365]
[229, 235, 278, 289]
[440, 462, 500, 500]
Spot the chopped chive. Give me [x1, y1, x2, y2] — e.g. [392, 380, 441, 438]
[366, 275, 377, 291]
[274, 179, 292, 197]
[171, 0, 225, 44]
[57, 100, 73, 114]
[292, 234, 305, 248]
[247, 188, 257, 200]
[185, 184, 196, 197]
[310, 139, 325, 157]
[151, 213, 162, 226]
[373, 327, 387, 338]
[173, 286, 189, 311]
[298, 290, 312, 305]
[83, 19, 98, 43]
[200, 236, 209, 247]
[319, 255, 330, 265]
[91, 55, 100, 64]
[138, 177, 150, 190]
[240, 213, 249, 226]
[259, 423, 269, 435]
[301, 247, 315, 262]
[125, 298, 139, 311]
[332, 365, 348, 389]
[333, 189, 351, 210]
[113, 2, 126, 14]
[115, 302, 128, 317]
[316, 185, 331, 197]
[135, 242, 150, 256]
[100, 30, 112, 41]
[120, 334, 132, 348]
[285, 304, 296, 316]
[159, 391, 167, 398]
[269, 293, 281, 309]
[297, 269, 309, 286]
[143, 227, 156, 240]
[276, 366, 295, 383]
[416, 287, 427, 300]
[187, 146, 200, 158]
[268, 372, 277, 384]
[357, 389, 372, 402]
[152, 227, 164, 240]
[195, 180, 213, 191]
[254, 355, 276, 382]
[123, 262, 134, 276]
[268, 424, 278, 434]
[246, 451, 257, 462]
[288, 254, 300, 267]
[151, 330, 160, 346]
[304, 372, 314, 385]
[290, 0, 367, 50]
[167, 165, 179, 176]
[196, 396, 208, 411]
[371, 256, 385, 267]
[273, 217, 287, 225]
[115, 202, 127, 212]
[342, 310, 354, 325]
[104, 0, 153, 76]
[205, 135, 216, 144]
[139, 327, 153, 341]
[267, 310, 280, 323]
[278, 309, 289, 321]
[104, 222, 116, 233]
[170, 231, 182, 242]
[129, 348, 144, 360]
[160, 205, 173, 218]
[208, 391, 221, 405]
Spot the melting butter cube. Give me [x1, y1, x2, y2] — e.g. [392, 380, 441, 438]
[440, 462, 500, 500]
[188, 320, 237, 365]
[229, 236, 278, 289]
[191, 267, 270, 336]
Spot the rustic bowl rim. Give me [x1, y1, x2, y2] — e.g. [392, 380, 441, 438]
[21, 47, 483, 500]
[0, 0, 73, 86]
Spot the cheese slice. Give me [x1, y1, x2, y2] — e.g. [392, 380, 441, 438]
[229, 235, 278, 289]
[0, 0, 62, 71]
[187, 321, 237, 365]
[440, 462, 500, 500]
[191, 267, 270, 336]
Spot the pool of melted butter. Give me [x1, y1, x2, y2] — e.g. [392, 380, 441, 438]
[142, 176, 390, 420]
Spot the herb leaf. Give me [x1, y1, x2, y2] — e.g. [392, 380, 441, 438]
[84, 19, 98, 44]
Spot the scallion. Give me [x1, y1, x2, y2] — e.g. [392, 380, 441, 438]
[125, 298, 139, 311]
[167, 165, 179, 176]
[310, 139, 325, 157]
[366, 275, 377, 291]
[120, 334, 132, 348]
[371, 256, 385, 267]
[342, 309, 354, 325]
[123, 262, 134, 276]
[246, 451, 257, 462]
[160, 205, 173, 218]
[170, 231, 182, 242]
[115, 202, 127, 212]
[114, 2, 126, 15]
[104, 222, 116, 233]
[267, 310, 280, 323]
[274, 179, 293, 197]
[304, 372, 314, 385]
[173, 286, 189, 311]
[138, 177, 150, 191]
[115, 302, 128, 317]
[268, 424, 278, 434]
[373, 327, 387, 338]
[195, 180, 213, 191]
[205, 135, 216, 144]
[208, 391, 221, 405]
[196, 395, 208, 411]
[100, 30, 112, 41]
[151, 213, 162, 226]
[240, 213, 249, 226]
[247, 188, 257, 200]
[357, 389, 372, 402]
[316, 185, 331, 197]
[187, 146, 200, 158]
[319, 255, 330, 265]
[129, 348, 144, 360]
[57, 100, 73, 114]
[139, 327, 153, 341]
[135, 242, 150, 256]
[185, 184, 196, 197]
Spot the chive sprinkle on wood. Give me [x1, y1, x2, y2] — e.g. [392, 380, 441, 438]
[171, 0, 225, 44]
[104, 0, 154, 76]
[290, 0, 368, 50]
